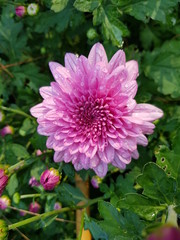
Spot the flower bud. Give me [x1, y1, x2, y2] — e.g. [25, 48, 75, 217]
[0, 195, 11, 210]
[0, 125, 14, 137]
[13, 192, 20, 204]
[0, 169, 8, 196]
[147, 225, 180, 240]
[91, 176, 102, 189]
[27, 3, 39, 16]
[29, 202, 41, 213]
[40, 168, 60, 191]
[29, 177, 40, 187]
[0, 220, 8, 240]
[15, 6, 26, 17]
[54, 202, 62, 210]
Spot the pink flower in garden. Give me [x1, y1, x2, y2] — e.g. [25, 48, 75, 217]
[29, 177, 40, 187]
[15, 6, 26, 17]
[40, 168, 60, 191]
[30, 43, 163, 177]
[29, 202, 40, 213]
[0, 125, 14, 137]
[0, 196, 11, 210]
[0, 169, 8, 196]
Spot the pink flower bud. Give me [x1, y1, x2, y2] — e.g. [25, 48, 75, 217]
[91, 176, 102, 189]
[54, 202, 62, 210]
[29, 177, 40, 187]
[36, 149, 43, 156]
[40, 168, 60, 191]
[147, 225, 180, 240]
[0, 125, 14, 137]
[0, 169, 8, 196]
[29, 202, 40, 213]
[15, 6, 26, 17]
[19, 210, 26, 216]
[0, 195, 10, 210]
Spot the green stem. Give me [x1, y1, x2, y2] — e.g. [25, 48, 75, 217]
[0, 106, 33, 119]
[7, 160, 25, 174]
[8, 207, 71, 230]
[20, 193, 56, 199]
[166, 205, 178, 227]
[77, 209, 85, 240]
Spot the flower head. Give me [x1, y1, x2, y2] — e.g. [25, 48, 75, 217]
[29, 202, 40, 213]
[0, 125, 14, 137]
[30, 43, 163, 177]
[40, 168, 60, 191]
[29, 176, 40, 187]
[27, 3, 39, 16]
[0, 169, 8, 196]
[15, 6, 26, 17]
[0, 195, 11, 210]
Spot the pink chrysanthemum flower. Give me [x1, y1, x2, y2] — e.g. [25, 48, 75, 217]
[30, 43, 163, 177]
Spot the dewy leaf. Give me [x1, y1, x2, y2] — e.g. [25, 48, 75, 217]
[98, 201, 145, 239]
[118, 193, 166, 221]
[144, 40, 180, 98]
[51, 0, 69, 13]
[93, 5, 129, 46]
[74, 0, 100, 12]
[114, 0, 179, 23]
[137, 163, 176, 204]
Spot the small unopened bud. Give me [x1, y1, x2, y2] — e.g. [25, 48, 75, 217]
[0, 169, 8, 196]
[0, 125, 14, 137]
[91, 175, 102, 189]
[29, 177, 40, 187]
[15, 6, 26, 17]
[0, 111, 4, 122]
[54, 202, 62, 210]
[27, 3, 39, 16]
[29, 201, 41, 213]
[0, 219, 8, 240]
[40, 168, 60, 191]
[0, 195, 11, 210]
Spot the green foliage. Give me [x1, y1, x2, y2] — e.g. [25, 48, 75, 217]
[0, 0, 180, 239]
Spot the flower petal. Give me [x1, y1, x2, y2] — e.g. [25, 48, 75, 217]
[108, 50, 126, 73]
[132, 104, 163, 122]
[65, 53, 78, 72]
[88, 43, 108, 66]
[94, 162, 108, 177]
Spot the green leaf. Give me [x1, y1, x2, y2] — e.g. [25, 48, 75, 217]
[10, 144, 30, 159]
[84, 214, 108, 240]
[0, 6, 27, 60]
[98, 201, 145, 239]
[114, 0, 179, 23]
[144, 40, 180, 98]
[19, 118, 35, 136]
[6, 173, 18, 196]
[93, 5, 129, 46]
[57, 183, 85, 205]
[118, 193, 166, 221]
[51, 0, 69, 13]
[74, 0, 100, 12]
[137, 163, 176, 204]
[155, 145, 180, 180]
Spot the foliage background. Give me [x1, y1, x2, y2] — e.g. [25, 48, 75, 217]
[0, 0, 180, 239]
